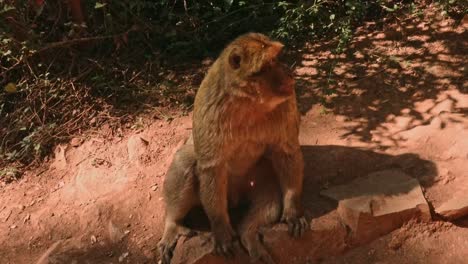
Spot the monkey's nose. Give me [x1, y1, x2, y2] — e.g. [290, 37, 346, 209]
[278, 86, 293, 96]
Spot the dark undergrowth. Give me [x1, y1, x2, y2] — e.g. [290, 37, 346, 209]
[0, 0, 466, 179]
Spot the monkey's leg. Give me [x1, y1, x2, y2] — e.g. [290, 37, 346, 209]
[198, 164, 238, 258]
[271, 145, 309, 238]
[158, 146, 198, 264]
[158, 206, 197, 264]
[239, 175, 281, 264]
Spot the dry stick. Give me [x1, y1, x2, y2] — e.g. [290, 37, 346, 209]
[128, 70, 143, 83]
[35, 35, 113, 54]
[0, 31, 132, 77]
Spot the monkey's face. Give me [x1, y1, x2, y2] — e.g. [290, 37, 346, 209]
[248, 59, 295, 101]
[227, 33, 295, 108]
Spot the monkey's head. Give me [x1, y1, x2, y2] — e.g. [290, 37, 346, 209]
[223, 33, 295, 108]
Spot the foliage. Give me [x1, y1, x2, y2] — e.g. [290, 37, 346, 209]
[0, 0, 464, 169]
[0, 166, 20, 183]
[438, 0, 468, 17]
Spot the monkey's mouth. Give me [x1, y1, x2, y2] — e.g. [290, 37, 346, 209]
[273, 80, 295, 97]
[277, 84, 294, 96]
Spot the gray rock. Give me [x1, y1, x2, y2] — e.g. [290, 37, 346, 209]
[321, 169, 431, 244]
[436, 191, 468, 220]
[171, 211, 347, 264]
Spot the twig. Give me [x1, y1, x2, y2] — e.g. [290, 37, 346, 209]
[0, 30, 133, 78]
[128, 70, 143, 83]
[349, 51, 420, 84]
[36, 35, 113, 54]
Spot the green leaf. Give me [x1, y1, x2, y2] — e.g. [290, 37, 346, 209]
[34, 143, 41, 152]
[224, 0, 233, 10]
[0, 5, 16, 15]
[95, 2, 107, 9]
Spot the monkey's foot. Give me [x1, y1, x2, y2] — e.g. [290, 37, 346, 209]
[213, 237, 240, 259]
[158, 242, 175, 264]
[158, 226, 197, 264]
[211, 227, 240, 258]
[281, 214, 309, 238]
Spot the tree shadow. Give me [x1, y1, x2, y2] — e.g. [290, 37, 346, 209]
[293, 8, 467, 147]
[301, 145, 437, 219]
[167, 144, 438, 263]
[5, 145, 436, 264]
[179, 144, 437, 239]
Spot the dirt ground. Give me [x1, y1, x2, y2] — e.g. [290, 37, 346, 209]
[1, 4, 467, 264]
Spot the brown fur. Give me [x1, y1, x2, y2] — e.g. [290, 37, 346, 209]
[158, 33, 308, 264]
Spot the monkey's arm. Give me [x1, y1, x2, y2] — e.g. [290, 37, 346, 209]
[197, 162, 238, 256]
[270, 141, 309, 237]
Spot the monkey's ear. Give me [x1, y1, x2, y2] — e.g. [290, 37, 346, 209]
[228, 49, 242, 70]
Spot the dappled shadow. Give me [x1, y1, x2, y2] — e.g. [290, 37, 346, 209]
[301, 145, 437, 219]
[293, 7, 467, 147]
[180, 144, 437, 231]
[168, 144, 437, 263]
[0, 144, 437, 263]
[455, 215, 468, 228]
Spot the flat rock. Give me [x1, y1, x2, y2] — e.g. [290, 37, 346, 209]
[321, 169, 431, 244]
[436, 190, 468, 220]
[127, 134, 148, 163]
[70, 137, 82, 147]
[171, 211, 347, 264]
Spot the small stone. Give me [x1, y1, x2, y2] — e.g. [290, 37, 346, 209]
[23, 214, 30, 223]
[70, 138, 82, 147]
[335, 115, 347, 122]
[91, 235, 97, 244]
[119, 252, 129, 262]
[10, 224, 17, 229]
[127, 135, 148, 162]
[90, 117, 97, 125]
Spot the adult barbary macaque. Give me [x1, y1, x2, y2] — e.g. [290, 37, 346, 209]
[158, 33, 308, 264]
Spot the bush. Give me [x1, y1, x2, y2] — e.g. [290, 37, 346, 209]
[0, 0, 462, 168]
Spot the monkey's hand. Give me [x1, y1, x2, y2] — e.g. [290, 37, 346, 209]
[212, 224, 239, 258]
[281, 208, 309, 238]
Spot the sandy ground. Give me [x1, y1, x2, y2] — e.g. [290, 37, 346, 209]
[0, 4, 467, 264]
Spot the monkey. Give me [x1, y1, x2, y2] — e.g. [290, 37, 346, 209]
[158, 32, 309, 264]
[158, 136, 282, 264]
